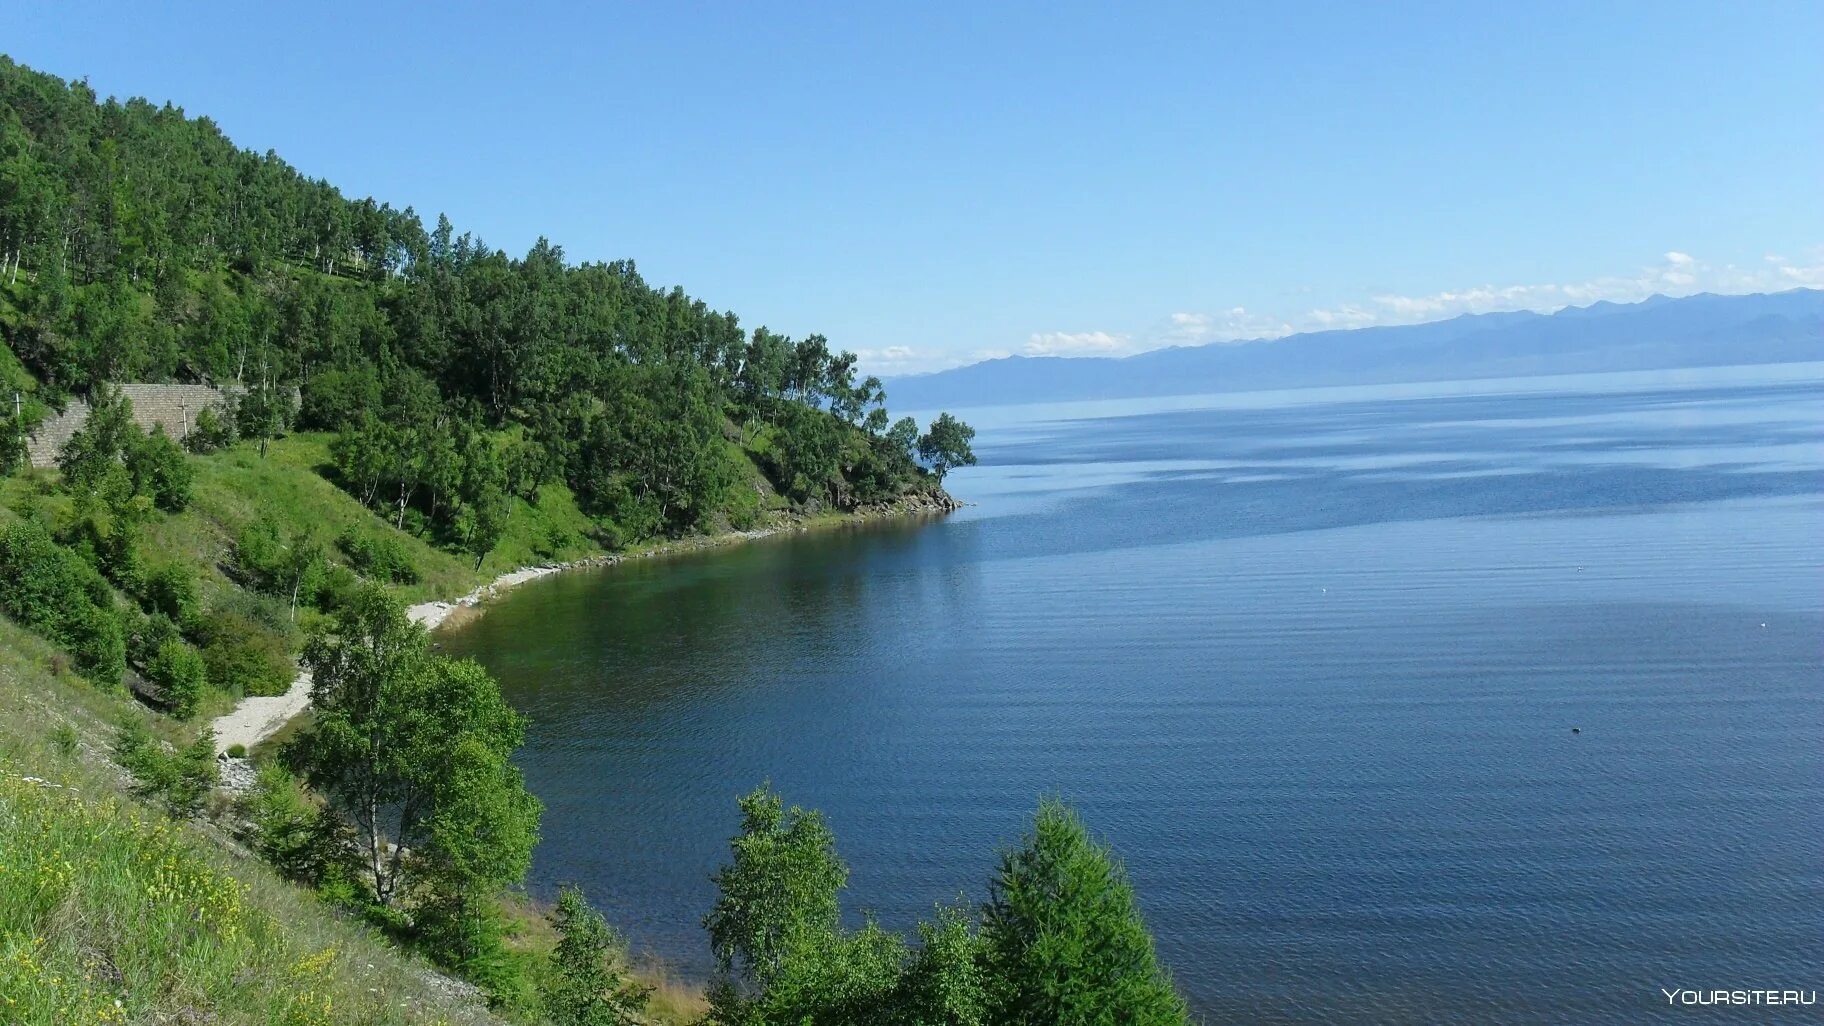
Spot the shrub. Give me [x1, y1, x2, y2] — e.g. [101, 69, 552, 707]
[127, 610, 182, 666]
[544, 886, 651, 1026]
[113, 718, 218, 818]
[234, 512, 286, 590]
[147, 638, 209, 720]
[0, 518, 126, 683]
[126, 425, 194, 511]
[50, 722, 79, 758]
[198, 609, 295, 697]
[140, 560, 201, 628]
[185, 403, 236, 453]
[336, 527, 419, 584]
[227, 742, 247, 757]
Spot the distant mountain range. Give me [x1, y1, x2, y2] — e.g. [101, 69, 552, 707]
[886, 289, 1824, 409]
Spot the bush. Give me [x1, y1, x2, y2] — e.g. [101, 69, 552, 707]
[184, 403, 236, 453]
[126, 425, 194, 512]
[198, 609, 295, 697]
[246, 762, 330, 880]
[146, 638, 209, 720]
[51, 722, 79, 758]
[127, 610, 182, 666]
[234, 513, 286, 590]
[113, 718, 218, 818]
[139, 560, 201, 628]
[226, 742, 247, 758]
[0, 518, 126, 684]
[336, 527, 419, 584]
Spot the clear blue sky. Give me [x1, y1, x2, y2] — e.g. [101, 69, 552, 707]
[4, 1, 1820, 374]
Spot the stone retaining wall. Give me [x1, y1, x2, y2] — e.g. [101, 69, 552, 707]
[25, 383, 235, 468]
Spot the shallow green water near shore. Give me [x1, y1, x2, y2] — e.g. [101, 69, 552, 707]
[445, 363, 1824, 1023]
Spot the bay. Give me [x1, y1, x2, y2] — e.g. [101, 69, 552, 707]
[443, 362, 1824, 1023]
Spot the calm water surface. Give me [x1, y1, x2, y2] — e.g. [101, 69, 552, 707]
[444, 364, 1824, 1023]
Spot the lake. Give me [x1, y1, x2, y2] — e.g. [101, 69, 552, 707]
[443, 363, 1824, 1023]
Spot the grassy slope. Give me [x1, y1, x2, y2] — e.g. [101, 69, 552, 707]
[0, 430, 795, 1023]
[0, 617, 504, 1026]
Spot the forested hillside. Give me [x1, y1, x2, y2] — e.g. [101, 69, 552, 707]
[0, 54, 973, 544]
[0, 54, 1200, 1026]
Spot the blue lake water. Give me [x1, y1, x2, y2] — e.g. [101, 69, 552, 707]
[443, 363, 1824, 1023]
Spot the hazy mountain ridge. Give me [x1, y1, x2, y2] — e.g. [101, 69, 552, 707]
[888, 290, 1824, 408]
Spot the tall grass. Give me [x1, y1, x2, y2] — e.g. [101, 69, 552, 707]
[0, 618, 501, 1026]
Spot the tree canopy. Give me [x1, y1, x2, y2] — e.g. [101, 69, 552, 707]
[0, 55, 976, 545]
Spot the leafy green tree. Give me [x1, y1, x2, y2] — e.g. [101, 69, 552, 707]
[292, 585, 538, 913]
[235, 370, 295, 458]
[415, 733, 542, 973]
[705, 785, 848, 1004]
[917, 413, 977, 483]
[544, 886, 652, 1026]
[281, 526, 326, 621]
[57, 384, 138, 499]
[893, 905, 989, 1026]
[980, 801, 1189, 1026]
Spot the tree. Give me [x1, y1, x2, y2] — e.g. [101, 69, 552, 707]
[126, 424, 193, 511]
[292, 585, 537, 913]
[979, 801, 1189, 1026]
[235, 370, 295, 458]
[704, 786, 848, 1003]
[544, 886, 652, 1026]
[917, 413, 977, 483]
[281, 526, 326, 621]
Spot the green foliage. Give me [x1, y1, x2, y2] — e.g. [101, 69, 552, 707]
[0, 517, 125, 683]
[197, 607, 295, 697]
[245, 761, 339, 882]
[980, 801, 1190, 1026]
[234, 510, 325, 618]
[544, 886, 653, 1026]
[185, 403, 236, 453]
[50, 721, 79, 757]
[235, 371, 296, 458]
[705, 785, 848, 1000]
[337, 524, 420, 583]
[917, 413, 978, 483]
[112, 717, 218, 818]
[701, 789, 1187, 1026]
[145, 637, 208, 720]
[126, 423, 194, 511]
[139, 559, 201, 628]
[225, 742, 246, 757]
[291, 585, 539, 924]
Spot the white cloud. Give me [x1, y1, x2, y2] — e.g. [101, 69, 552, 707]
[1290, 248, 1821, 332]
[1159, 308, 1295, 345]
[1022, 330, 1133, 357]
[864, 245, 1824, 376]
